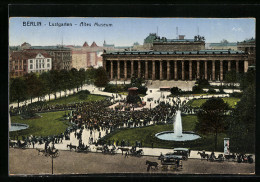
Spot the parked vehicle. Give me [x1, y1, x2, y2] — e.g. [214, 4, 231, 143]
[237, 154, 254, 163]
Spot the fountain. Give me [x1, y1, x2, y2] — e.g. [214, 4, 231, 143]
[155, 98, 200, 141]
[155, 110, 200, 141]
[9, 113, 29, 132]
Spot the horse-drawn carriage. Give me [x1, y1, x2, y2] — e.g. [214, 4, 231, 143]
[76, 145, 90, 153]
[36, 147, 59, 157]
[129, 146, 144, 157]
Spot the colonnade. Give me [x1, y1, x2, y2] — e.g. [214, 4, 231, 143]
[103, 59, 248, 81]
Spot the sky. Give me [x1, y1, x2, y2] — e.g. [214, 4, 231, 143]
[9, 17, 255, 47]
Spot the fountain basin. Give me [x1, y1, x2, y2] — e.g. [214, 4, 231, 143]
[155, 131, 200, 141]
[9, 123, 29, 132]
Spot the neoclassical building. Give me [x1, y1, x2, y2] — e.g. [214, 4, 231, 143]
[102, 35, 250, 81]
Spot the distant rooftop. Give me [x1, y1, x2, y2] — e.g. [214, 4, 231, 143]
[30, 46, 71, 50]
[209, 42, 237, 46]
[103, 49, 245, 55]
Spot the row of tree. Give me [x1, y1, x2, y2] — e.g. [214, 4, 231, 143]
[10, 67, 110, 107]
[195, 69, 255, 153]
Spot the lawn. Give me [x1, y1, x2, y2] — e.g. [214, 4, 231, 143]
[46, 94, 107, 105]
[187, 97, 240, 108]
[101, 115, 228, 152]
[9, 110, 72, 140]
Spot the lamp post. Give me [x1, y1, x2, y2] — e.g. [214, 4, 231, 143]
[44, 148, 59, 175]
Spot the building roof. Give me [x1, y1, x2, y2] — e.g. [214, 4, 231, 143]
[103, 44, 115, 47]
[91, 42, 98, 47]
[209, 43, 237, 46]
[83, 42, 89, 47]
[10, 50, 52, 60]
[153, 38, 196, 43]
[103, 49, 245, 55]
[29, 46, 71, 50]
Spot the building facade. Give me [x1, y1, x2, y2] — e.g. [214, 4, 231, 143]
[20, 43, 72, 70]
[10, 50, 52, 77]
[102, 35, 250, 81]
[237, 38, 255, 65]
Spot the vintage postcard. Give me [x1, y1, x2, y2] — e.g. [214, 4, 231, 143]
[8, 17, 255, 175]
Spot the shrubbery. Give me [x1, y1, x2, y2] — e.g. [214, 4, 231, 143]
[78, 90, 90, 100]
[170, 87, 182, 95]
[192, 85, 204, 94]
[207, 88, 216, 94]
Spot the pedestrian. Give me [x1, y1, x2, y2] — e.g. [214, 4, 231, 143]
[125, 151, 128, 158]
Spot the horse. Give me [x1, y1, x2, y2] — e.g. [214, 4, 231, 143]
[146, 160, 159, 171]
[118, 147, 130, 155]
[197, 151, 209, 161]
[67, 144, 77, 151]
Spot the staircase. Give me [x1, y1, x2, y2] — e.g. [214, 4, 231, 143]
[146, 80, 196, 91]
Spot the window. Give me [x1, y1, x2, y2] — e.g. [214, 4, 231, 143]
[36, 60, 38, 64]
[47, 63, 50, 68]
[42, 64, 44, 68]
[30, 60, 33, 63]
[47, 59, 50, 62]
[36, 64, 38, 69]
[39, 64, 41, 68]
[30, 64, 33, 69]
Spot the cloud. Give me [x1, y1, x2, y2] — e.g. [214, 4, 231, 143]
[232, 27, 243, 32]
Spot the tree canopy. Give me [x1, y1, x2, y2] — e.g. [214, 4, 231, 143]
[196, 98, 230, 150]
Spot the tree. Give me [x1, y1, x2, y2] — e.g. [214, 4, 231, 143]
[195, 98, 230, 151]
[85, 66, 96, 84]
[224, 69, 237, 91]
[40, 71, 53, 101]
[228, 84, 255, 153]
[94, 67, 109, 87]
[59, 69, 70, 97]
[25, 73, 45, 103]
[10, 77, 27, 108]
[49, 70, 60, 99]
[78, 68, 86, 89]
[239, 69, 255, 91]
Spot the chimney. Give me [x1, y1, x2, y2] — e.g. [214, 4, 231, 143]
[179, 35, 185, 40]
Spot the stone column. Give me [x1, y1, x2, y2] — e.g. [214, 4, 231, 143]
[131, 60, 134, 77]
[167, 61, 170, 80]
[228, 61, 231, 71]
[189, 60, 192, 80]
[244, 60, 248, 73]
[212, 60, 215, 81]
[138, 61, 141, 78]
[124, 60, 127, 80]
[174, 61, 178, 80]
[152, 60, 156, 80]
[117, 60, 120, 80]
[236, 60, 239, 73]
[220, 60, 223, 81]
[182, 61, 185, 80]
[204, 61, 208, 80]
[160, 61, 163, 80]
[197, 61, 200, 79]
[145, 61, 149, 80]
[110, 61, 113, 80]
